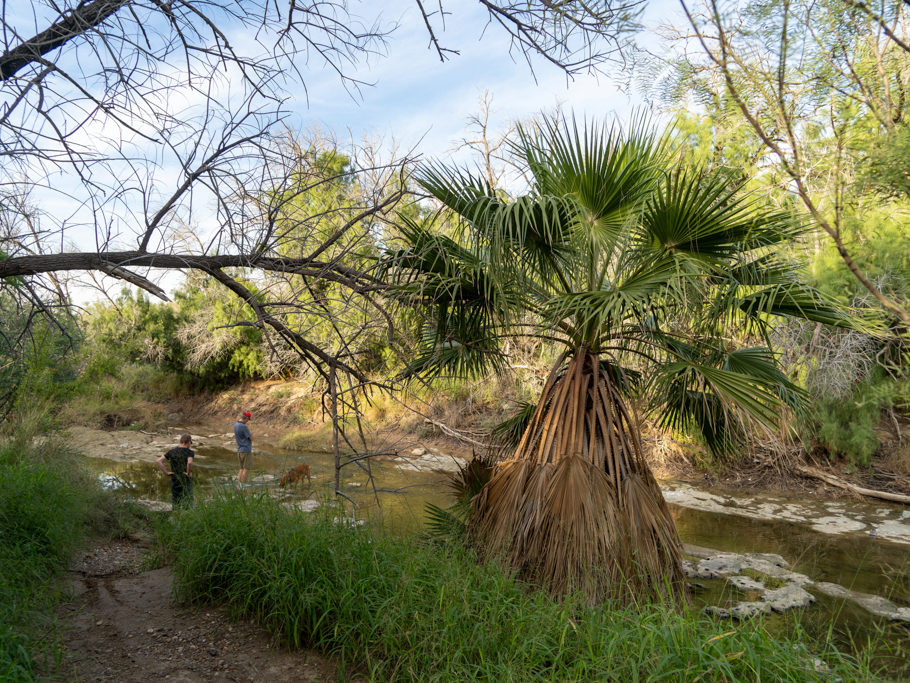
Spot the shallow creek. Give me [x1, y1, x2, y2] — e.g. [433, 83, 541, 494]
[74, 423, 910, 674]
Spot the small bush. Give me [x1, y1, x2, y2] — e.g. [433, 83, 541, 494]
[803, 371, 910, 466]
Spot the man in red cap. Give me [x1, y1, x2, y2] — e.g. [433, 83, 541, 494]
[233, 410, 253, 486]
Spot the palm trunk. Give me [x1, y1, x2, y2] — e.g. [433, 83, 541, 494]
[468, 349, 687, 604]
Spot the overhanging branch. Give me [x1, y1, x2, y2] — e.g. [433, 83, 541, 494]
[0, 0, 130, 81]
[0, 250, 381, 287]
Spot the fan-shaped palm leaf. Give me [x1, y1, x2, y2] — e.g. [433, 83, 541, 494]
[385, 114, 855, 606]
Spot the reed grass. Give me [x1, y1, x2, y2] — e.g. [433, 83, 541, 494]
[160, 493, 879, 682]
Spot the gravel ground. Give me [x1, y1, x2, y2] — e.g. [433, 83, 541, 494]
[58, 538, 349, 681]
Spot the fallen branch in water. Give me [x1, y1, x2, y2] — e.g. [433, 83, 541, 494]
[795, 465, 910, 505]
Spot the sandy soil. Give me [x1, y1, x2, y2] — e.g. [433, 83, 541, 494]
[57, 536, 348, 682]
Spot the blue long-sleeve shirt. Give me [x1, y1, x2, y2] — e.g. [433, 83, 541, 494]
[233, 421, 252, 452]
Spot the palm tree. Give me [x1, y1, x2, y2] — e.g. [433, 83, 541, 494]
[386, 115, 847, 604]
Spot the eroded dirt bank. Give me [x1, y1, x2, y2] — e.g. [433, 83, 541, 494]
[58, 536, 344, 682]
[94, 381, 910, 503]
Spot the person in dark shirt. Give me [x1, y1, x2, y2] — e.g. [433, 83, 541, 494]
[156, 434, 194, 509]
[233, 410, 253, 487]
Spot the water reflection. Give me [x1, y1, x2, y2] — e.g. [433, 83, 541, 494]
[672, 504, 910, 676]
[82, 432, 455, 531]
[671, 505, 910, 605]
[77, 430, 909, 675]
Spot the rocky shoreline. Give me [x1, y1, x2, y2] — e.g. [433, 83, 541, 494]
[683, 544, 910, 622]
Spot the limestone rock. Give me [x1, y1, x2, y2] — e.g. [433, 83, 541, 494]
[282, 500, 321, 513]
[762, 584, 816, 612]
[728, 575, 765, 591]
[134, 499, 170, 512]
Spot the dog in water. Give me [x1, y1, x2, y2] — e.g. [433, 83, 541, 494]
[280, 462, 312, 487]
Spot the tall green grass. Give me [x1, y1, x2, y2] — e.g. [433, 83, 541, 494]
[160, 493, 879, 682]
[0, 431, 141, 681]
[0, 441, 89, 680]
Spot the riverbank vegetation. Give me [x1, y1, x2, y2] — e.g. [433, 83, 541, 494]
[157, 492, 880, 681]
[0, 423, 142, 680]
[2, 1, 909, 680]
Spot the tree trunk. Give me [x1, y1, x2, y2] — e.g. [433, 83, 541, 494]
[468, 349, 687, 604]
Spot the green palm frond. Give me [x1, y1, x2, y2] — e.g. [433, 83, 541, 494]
[416, 162, 501, 227]
[415, 171, 578, 302]
[598, 359, 643, 396]
[542, 257, 681, 342]
[401, 323, 505, 379]
[514, 114, 665, 246]
[721, 254, 791, 287]
[424, 502, 466, 542]
[650, 343, 806, 455]
[642, 169, 798, 265]
[723, 347, 804, 409]
[737, 283, 853, 328]
[491, 401, 539, 448]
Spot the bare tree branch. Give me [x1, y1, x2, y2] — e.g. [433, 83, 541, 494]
[0, 0, 129, 80]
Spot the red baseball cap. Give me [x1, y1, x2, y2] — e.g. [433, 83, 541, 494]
[244, 411, 251, 418]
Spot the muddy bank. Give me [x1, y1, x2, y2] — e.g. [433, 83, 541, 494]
[67, 423, 468, 475]
[65, 425, 283, 464]
[59, 537, 343, 682]
[97, 386, 910, 506]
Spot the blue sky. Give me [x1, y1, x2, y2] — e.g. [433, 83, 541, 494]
[5, 1, 682, 303]
[277, 1, 677, 163]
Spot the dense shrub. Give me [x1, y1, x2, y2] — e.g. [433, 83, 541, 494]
[803, 371, 910, 466]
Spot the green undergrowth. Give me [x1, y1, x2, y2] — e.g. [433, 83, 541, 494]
[0, 431, 146, 681]
[159, 494, 879, 682]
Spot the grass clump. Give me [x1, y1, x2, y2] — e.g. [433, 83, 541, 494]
[160, 494, 878, 681]
[0, 439, 91, 680]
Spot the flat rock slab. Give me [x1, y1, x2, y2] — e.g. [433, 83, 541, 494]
[66, 426, 216, 463]
[663, 482, 910, 545]
[282, 500, 322, 513]
[763, 584, 816, 612]
[705, 602, 771, 619]
[135, 499, 171, 512]
[393, 450, 466, 473]
[687, 546, 909, 623]
[728, 575, 765, 591]
[814, 582, 910, 622]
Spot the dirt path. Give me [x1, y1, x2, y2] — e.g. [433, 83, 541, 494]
[57, 537, 344, 682]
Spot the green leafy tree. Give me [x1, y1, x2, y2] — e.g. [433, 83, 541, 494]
[172, 275, 268, 387]
[671, 0, 910, 326]
[83, 289, 184, 371]
[0, 293, 79, 415]
[386, 115, 847, 604]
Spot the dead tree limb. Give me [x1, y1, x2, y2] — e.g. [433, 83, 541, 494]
[795, 465, 910, 505]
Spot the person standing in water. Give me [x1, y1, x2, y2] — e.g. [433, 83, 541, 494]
[233, 410, 253, 487]
[156, 434, 194, 509]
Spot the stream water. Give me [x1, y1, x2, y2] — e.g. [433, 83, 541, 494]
[78, 423, 910, 676]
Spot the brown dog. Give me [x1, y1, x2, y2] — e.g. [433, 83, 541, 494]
[280, 463, 311, 487]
